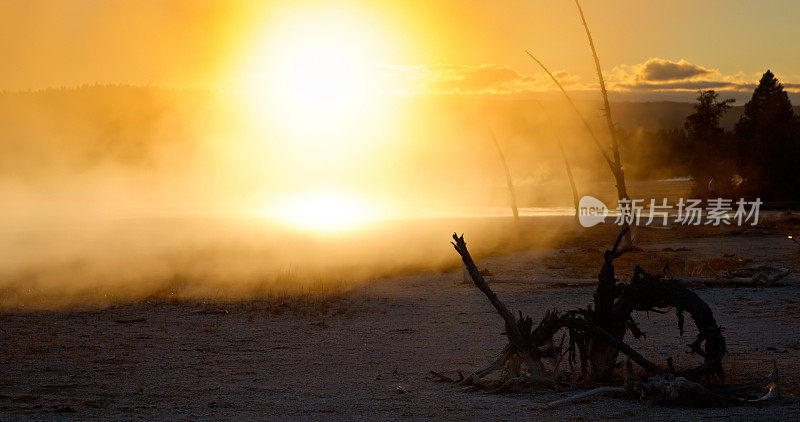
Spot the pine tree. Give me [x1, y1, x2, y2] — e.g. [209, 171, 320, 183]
[684, 90, 734, 196]
[686, 90, 733, 142]
[735, 70, 800, 201]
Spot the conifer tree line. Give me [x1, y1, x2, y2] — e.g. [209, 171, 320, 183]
[618, 70, 800, 202]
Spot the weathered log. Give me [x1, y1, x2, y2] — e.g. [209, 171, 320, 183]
[443, 228, 779, 407]
[453, 231, 663, 380]
[582, 226, 632, 380]
[452, 233, 526, 352]
[546, 386, 625, 408]
[616, 266, 726, 383]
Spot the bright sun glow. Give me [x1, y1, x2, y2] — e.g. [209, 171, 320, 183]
[271, 39, 368, 114]
[236, 6, 400, 231]
[240, 7, 391, 143]
[268, 189, 378, 232]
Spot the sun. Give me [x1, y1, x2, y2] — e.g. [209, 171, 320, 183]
[238, 6, 391, 143]
[270, 36, 367, 114]
[232, 6, 401, 231]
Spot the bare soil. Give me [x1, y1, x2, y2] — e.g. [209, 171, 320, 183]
[2, 222, 800, 420]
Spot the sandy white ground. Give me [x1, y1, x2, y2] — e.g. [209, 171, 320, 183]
[2, 223, 800, 420]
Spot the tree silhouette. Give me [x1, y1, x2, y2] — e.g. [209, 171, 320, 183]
[686, 90, 733, 144]
[684, 90, 734, 197]
[734, 70, 800, 201]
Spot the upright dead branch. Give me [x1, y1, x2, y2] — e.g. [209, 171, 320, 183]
[525, 3, 636, 243]
[524, 51, 613, 170]
[531, 100, 581, 229]
[574, 0, 634, 243]
[557, 140, 580, 226]
[490, 131, 520, 227]
[575, 0, 623, 184]
[524, 50, 633, 241]
[581, 226, 633, 380]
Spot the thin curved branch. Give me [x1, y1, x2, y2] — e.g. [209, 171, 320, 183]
[524, 50, 614, 169]
[490, 131, 520, 226]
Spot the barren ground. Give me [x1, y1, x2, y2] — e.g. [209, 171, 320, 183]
[2, 222, 800, 420]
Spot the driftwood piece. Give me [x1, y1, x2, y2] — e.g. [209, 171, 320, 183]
[452, 234, 526, 352]
[580, 226, 633, 380]
[444, 227, 778, 406]
[452, 228, 720, 383]
[451, 231, 663, 385]
[546, 386, 625, 408]
[617, 267, 726, 383]
[546, 360, 779, 408]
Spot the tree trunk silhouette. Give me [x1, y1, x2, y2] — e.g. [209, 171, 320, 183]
[558, 140, 581, 228]
[575, 0, 635, 244]
[490, 131, 520, 228]
[524, 2, 637, 244]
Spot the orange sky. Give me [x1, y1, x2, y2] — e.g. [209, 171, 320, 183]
[1, 0, 799, 100]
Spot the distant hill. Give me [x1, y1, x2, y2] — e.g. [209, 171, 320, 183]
[612, 101, 800, 131]
[1, 85, 798, 187]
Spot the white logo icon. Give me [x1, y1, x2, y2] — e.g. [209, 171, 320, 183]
[578, 195, 608, 227]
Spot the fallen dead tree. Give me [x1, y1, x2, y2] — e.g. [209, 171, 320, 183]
[442, 228, 779, 407]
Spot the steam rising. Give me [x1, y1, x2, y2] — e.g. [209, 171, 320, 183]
[0, 86, 676, 309]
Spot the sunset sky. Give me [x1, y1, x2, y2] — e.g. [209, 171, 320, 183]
[1, 0, 798, 101]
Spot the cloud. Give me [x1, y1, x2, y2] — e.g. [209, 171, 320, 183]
[425, 64, 535, 93]
[615, 80, 756, 91]
[637, 58, 718, 82]
[611, 58, 719, 85]
[609, 58, 773, 92]
[380, 64, 582, 95]
[378, 59, 800, 96]
[779, 82, 800, 91]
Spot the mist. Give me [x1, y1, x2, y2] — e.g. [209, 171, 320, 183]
[0, 86, 694, 309]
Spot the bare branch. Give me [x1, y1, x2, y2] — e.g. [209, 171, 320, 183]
[490, 131, 520, 226]
[524, 50, 614, 169]
[546, 386, 625, 408]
